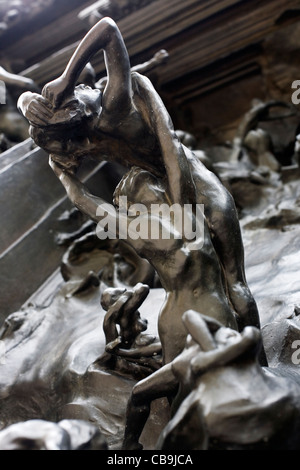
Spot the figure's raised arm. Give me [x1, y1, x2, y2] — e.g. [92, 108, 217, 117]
[136, 74, 196, 205]
[49, 157, 122, 236]
[42, 17, 132, 114]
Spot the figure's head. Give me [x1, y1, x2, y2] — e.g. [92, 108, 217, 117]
[18, 84, 102, 131]
[47, 84, 101, 130]
[100, 287, 126, 311]
[72, 84, 102, 119]
[113, 166, 167, 209]
[18, 84, 102, 167]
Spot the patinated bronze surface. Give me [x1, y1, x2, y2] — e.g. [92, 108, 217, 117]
[123, 310, 300, 449]
[4, 15, 299, 451]
[18, 17, 265, 362]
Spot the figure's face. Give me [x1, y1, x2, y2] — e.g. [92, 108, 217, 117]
[120, 310, 148, 343]
[135, 316, 148, 335]
[121, 313, 148, 343]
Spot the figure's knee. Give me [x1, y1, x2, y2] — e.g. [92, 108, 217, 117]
[130, 375, 157, 409]
[130, 381, 146, 407]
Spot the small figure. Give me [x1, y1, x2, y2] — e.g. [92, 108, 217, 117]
[244, 128, 280, 171]
[96, 283, 162, 377]
[95, 48, 169, 91]
[232, 99, 296, 167]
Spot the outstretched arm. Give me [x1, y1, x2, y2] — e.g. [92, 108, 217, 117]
[131, 49, 169, 75]
[43, 17, 132, 115]
[95, 49, 168, 91]
[120, 283, 149, 318]
[50, 158, 148, 253]
[106, 341, 162, 358]
[0, 66, 38, 92]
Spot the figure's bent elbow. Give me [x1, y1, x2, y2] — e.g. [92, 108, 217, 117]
[97, 16, 119, 38]
[101, 17, 118, 29]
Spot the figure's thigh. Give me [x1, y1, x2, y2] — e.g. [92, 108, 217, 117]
[132, 364, 178, 406]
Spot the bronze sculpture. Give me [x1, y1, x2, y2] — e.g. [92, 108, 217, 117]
[123, 310, 300, 450]
[97, 282, 162, 377]
[48, 154, 237, 365]
[18, 18, 266, 365]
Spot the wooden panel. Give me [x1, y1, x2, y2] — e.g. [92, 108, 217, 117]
[18, 0, 300, 94]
